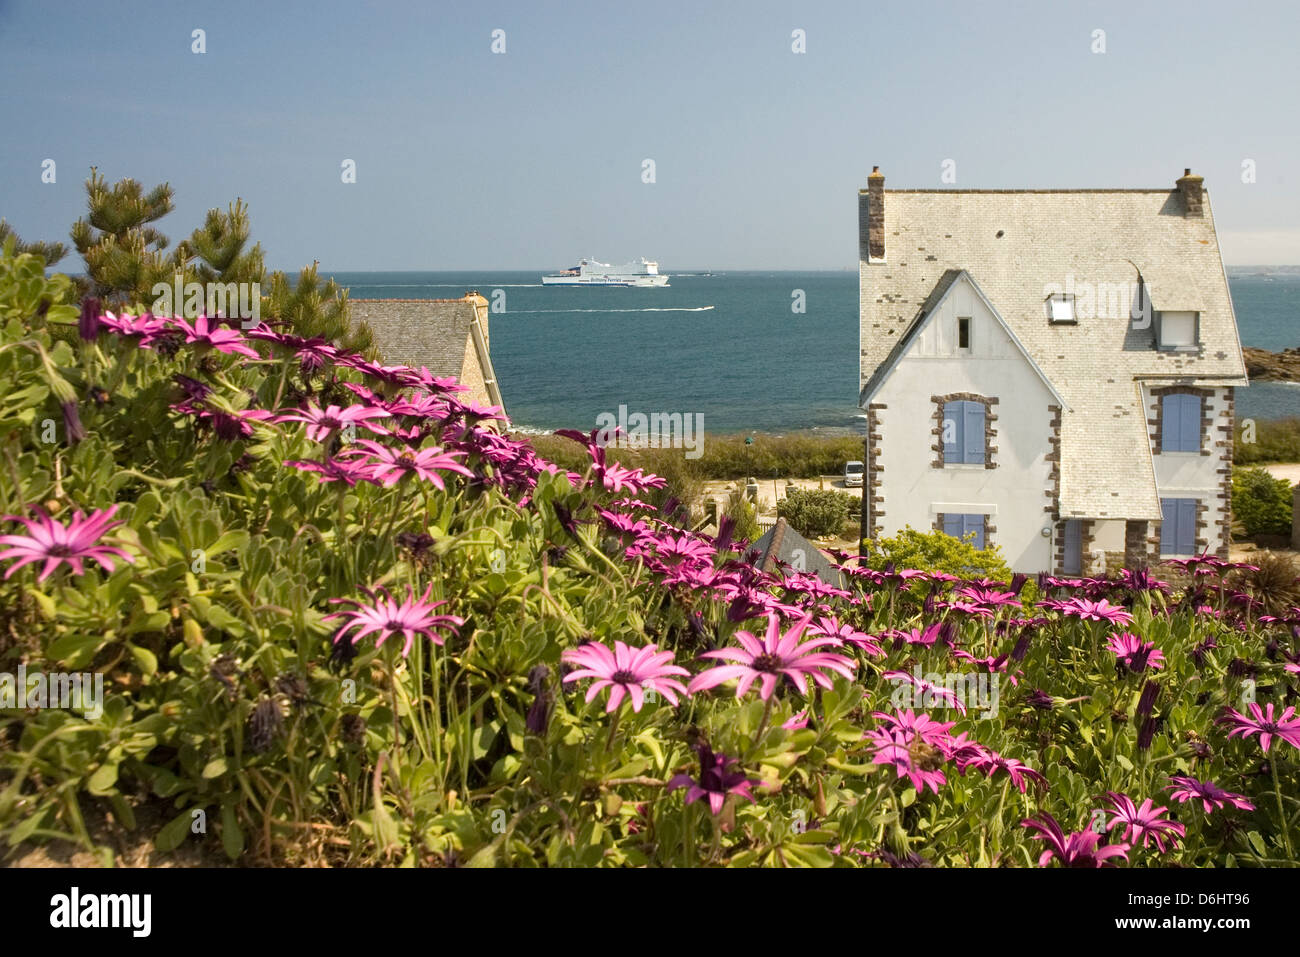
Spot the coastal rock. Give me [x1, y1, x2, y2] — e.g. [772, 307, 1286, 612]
[1243, 346, 1300, 382]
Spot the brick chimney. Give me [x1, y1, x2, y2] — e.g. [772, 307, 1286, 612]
[862, 166, 885, 261]
[1176, 168, 1204, 217]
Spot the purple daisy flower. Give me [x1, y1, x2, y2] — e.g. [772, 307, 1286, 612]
[1021, 813, 1130, 868]
[667, 745, 759, 816]
[0, 504, 134, 581]
[1105, 631, 1166, 673]
[338, 440, 474, 489]
[1218, 702, 1300, 754]
[688, 612, 857, 700]
[1099, 792, 1185, 853]
[560, 640, 689, 713]
[1057, 597, 1134, 625]
[1164, 776, 1256, 814]
[324, 584, 463, 658]
[168, 314, 262, 359]
[275, 402, 391, 442]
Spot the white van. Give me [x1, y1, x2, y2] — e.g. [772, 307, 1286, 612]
[844, 460, 864, 488]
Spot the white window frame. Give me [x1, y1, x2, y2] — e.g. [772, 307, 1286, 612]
[1156, 311, 1200, 352]
[1047, 294, 1076, 324]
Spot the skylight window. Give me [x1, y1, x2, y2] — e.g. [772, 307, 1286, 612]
[1048, 294, 1076, 324]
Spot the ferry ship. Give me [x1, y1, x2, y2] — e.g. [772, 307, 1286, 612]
[541, 257, 669, 287]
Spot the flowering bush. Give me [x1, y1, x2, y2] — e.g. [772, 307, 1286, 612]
[1, 243, 1297, 867]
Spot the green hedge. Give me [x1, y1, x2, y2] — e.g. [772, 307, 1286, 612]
[1232, 466, 1293, 536]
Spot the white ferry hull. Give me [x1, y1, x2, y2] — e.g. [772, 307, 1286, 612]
[543, 257, 670, 287]
[541, 274, 670, 287]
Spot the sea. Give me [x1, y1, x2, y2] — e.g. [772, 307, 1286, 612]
[333, 270, 1300, 436]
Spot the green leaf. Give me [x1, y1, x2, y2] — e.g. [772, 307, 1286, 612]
[220, 802, 245, 860]
[24, 587, 57, 620]
[87, 761, 120, 796]
[201, 757, 228, 779]
[129, 644, 158, 677]
[1247, 831, 1266, 856]
[45, 631, 108, 668]
[155, 808, 194, 853]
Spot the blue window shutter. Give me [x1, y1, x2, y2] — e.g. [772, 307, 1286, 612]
[943, 402, 960, 461]
[943, 514, 962, 537]
[1180, 397, 1201, 452]
[966, 514, 985, 549]
[1163, 395, 1202, 452]
[1063, 519, 1082, 573]
[1160, 499, 1177, 555]
[1178, 499, 1197, 554]
[1162, 395, 1182, 451]
[963, 402, 985, 464]
[1161, 498, 1197, 555]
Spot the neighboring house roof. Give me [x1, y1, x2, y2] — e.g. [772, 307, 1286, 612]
[859, 182, 1246, 520]
[350, 294, 507, 420]
[750, 518, 845, 587]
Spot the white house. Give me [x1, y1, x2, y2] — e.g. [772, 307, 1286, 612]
[857, 168, 1247, 574]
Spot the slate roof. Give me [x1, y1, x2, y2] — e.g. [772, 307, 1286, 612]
[350, 295, 507, 417]
[859, 183, 1247, 520]
[750, 518, 845, 587]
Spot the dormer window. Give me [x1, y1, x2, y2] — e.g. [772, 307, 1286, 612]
[957, 316, 971, 350]
[1047, 294, 1076, 324]
[1157, 311, 1199, 351]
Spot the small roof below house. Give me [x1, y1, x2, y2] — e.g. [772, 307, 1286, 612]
[350, 294, 506, 419]
[750, 518, 845, 587]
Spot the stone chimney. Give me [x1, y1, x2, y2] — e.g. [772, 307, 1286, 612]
[861, 166, 885, 261]
[1176, 168, 1204, 217]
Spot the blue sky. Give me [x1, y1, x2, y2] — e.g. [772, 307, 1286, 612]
[1, 0, 1297, 270]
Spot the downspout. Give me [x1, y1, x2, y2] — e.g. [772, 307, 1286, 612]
[468, 305, 508, 427]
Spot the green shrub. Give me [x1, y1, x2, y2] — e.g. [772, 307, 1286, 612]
[777, 487, 856, 539]
[1232, 467, 1293, 536]
[862, 525, 1012, 580]
[723, 487, 762, 545]
[523, 432, 865, 481]
[1234, 417, 1300, 465]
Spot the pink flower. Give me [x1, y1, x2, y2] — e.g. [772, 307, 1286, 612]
[955, 585, 1021, 608]
[782, 710, 810, 731]
[324, 584, 463, 658]
[882, 669, 967, 714]
[888, 623, 946, 649]
[1218, 701, 1300, 753]
[283, 457, 377, 486]
[0, 505, 134, 581]
[807, 616, 884, 657]
[688, 612, 856, 700]
[168, 314, 262, 359]
[100, 311, 170, 343]
[338, 440, 474, 489]
[554, 427, 667, 495]
[1099, 792, 1185, 853]
[870, 709, 956, 747]
[1057, 597, 1134, 625]
[1164, 776, 1256, 814]
[560, 640, 689, 713]
[245, 329, 342, 374]
[1021, 813, 1130, 868]
[864, 727, 947, 794]
[959, 750, 1047, 793]
[653, 533, 715, 564]
[275, 402, 390, 442]
[1105, 631, 1166, 673]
